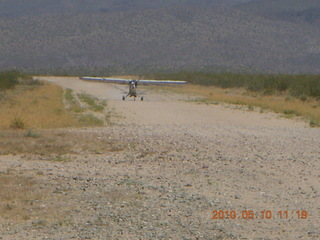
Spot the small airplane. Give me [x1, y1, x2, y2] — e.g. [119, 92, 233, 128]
[122, 79, 142, 101]
[80, 76, 187, 101]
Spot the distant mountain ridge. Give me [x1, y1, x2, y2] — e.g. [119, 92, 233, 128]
[0, 0, 253, 17]
[0, 0, 320, 74]
[237, 0, 320, 25]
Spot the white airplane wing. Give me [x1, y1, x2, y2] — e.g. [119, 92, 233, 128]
[80, 77, 187, 85]
[138, 79, 187, 85]
[80, 77, 131, 84]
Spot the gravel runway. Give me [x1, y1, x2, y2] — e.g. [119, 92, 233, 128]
[0, 77, 319, 239]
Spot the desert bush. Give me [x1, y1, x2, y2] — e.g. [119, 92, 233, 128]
[10, 117, 26, 129]
[0, 71, 19, 90]
[24, 129, 40, 138]
[310, 119, 320, 127]
[0, 71, 36, 90]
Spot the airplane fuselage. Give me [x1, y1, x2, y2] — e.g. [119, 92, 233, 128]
[128, 81, 137, 97]
[128, 88, 137, 97]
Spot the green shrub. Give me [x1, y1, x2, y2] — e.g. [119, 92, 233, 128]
[0, 71, 19, 90]
[0, 71, 34, 90]
[24, 129, 40, 138]
[248, 105, 254, 111]
[299, 95, 308, 102]
[310, 119, 320, 128]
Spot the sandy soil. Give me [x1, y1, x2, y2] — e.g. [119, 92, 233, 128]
[0, 76, 319, 240]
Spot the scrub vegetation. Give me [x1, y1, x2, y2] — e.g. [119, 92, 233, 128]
[64, 89, 106, 126]
[149, 72, 320, 98]
[77, 93, 106, 112]
[0, 71, 107, 130]
[148, 72, 320, 127]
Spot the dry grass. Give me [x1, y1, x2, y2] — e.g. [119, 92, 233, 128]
[0, 129, 125, 155]
[0, 83, 79, 129]
[169, 84, 320, 126]
[0, 82, 109, 129]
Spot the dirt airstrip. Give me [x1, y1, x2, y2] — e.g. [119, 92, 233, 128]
[0, 76, 319, 240]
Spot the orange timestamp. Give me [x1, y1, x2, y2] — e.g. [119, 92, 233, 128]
[212, 210, 309, 220]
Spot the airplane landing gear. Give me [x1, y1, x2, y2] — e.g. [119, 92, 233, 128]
[122, 95, 144, 101]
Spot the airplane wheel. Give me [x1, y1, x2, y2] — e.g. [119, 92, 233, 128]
[122, 96, 125, 101]
[141, 96, 144, 101]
